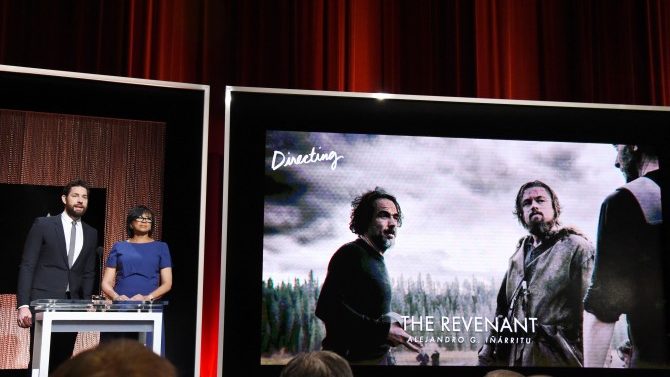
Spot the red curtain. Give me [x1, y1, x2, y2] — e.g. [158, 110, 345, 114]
[1, 1, 669, 375]
[2, 0, 668, 138]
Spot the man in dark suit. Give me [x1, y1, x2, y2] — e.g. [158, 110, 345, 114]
[16, 179, 99, 373]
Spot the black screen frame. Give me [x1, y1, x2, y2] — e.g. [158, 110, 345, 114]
[0, 65, 209, 376]
[222, 87, 670, 377]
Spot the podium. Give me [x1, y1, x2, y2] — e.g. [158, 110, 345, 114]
[30, 299, 166, 377]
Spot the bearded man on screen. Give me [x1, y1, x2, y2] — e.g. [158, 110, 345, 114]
[479, 180, 594, 367]
[316, 188, 420, 365]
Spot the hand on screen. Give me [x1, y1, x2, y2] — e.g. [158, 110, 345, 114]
[477, 344, 495, 366]
[115, 295, 130, 301]
[388, 322, 421, 352]
[17, 307, 32, 328]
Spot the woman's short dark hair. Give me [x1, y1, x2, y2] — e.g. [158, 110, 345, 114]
[279, 351, 353, 377]
[513, 180, 561, 228]
[349, 188, 402, 235]
[126, 205, 155, 238]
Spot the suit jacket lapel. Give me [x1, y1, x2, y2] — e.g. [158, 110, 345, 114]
[50, 215, 69, 266]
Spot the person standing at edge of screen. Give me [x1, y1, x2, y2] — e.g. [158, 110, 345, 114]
[100, 205, 172, 354]
[315, 188, 421, 365]
[583, 144, 668, 368]
[16, 179, 99, 374]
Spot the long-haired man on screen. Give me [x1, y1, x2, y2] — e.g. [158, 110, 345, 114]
[583, 145, 668, 368]
[478, 180, 594, 367]
[316, 188, 420, 365]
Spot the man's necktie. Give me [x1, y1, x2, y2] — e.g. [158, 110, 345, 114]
[68, 221, 76, 267]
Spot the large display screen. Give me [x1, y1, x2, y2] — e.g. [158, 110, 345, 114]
[222, 87, 670, 377]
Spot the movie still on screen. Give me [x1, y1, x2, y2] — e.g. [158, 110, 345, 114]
[261, 130, 656, 368]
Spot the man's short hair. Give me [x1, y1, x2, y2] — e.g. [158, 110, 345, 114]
[513, 180, 561, 228]
[51, 339, 176, 377]
[615, 144, 657, 158]
[349, 188, 402, 235]
[635, 144, 658, 158]
[280, 351, 353, 377]
[62, 179, 90, 196]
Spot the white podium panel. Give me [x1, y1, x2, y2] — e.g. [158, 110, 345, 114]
[31, 300, 165, 377]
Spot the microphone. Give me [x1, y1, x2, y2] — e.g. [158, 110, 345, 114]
[97, 246, 104, 296]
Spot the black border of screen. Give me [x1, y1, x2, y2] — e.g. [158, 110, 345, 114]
[223, 88, 670, 377]
[0, 68, 206, 376]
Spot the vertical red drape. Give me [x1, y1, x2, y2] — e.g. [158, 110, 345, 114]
[1, 1, 669, 375]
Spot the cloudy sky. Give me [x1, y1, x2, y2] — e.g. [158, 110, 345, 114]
[263, 131, 624, 286]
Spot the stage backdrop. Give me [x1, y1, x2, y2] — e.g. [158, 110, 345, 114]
[0, 109, 165, 370]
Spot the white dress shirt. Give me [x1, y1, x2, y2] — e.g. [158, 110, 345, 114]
[61, 211, 84, 265]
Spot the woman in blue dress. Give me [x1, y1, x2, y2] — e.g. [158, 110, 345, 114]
[100, 205, 172, 349]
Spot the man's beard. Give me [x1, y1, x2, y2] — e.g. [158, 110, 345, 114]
[619, 147, 640, 183]
[65, 204, 86, 219]
[527, 218, 556, 238]
[622, 163, 640, 183]
[371, 233, 394, 251]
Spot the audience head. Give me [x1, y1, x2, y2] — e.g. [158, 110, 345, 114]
[483, 370, 552, 377]
[280, 351, 353, 377]
[51, 339, 176, 377]
[483, 370, 525, 377]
